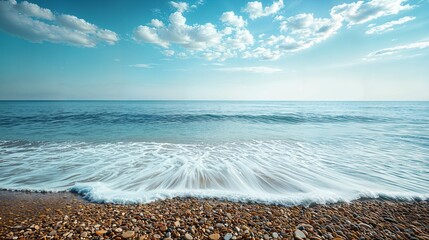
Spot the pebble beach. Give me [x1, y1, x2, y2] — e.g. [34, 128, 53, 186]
[0, 191, 428, 240]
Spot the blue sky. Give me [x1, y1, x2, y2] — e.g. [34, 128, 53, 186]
[0, 0, 428, 100]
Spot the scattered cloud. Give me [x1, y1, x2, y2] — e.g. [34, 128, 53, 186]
[365, 40, 429, 59]
[216, 66, 282, 73]
[243, 0, 284, 20]
[366, 16, 415, 34]
[135, 0, 417, 61]
[330, 0, 413, 26]
[220, 11, 247, 28]
[162, 49, 175, 57]
[0, 0, 119, 47]
[134, 11, 222, 50]
[191, 0, 205, 9]
[134, 6, 255, 61]
[170, 1, 189, 13]
[129, 64, 153, 68]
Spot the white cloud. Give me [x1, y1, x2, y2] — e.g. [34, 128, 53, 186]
[243, 0, 284, 20]
[274, 15, 284, 21]
[57, 14, 97, 32]
[191, 0, 205, 9]
[331, 0, 413, 26]
[150, 19, 164, 28]
[366, 16, 415, 34]
[0, 0, 118, 47]
[162, 49, 175, 56]
[134, 25, 170, 48]
[129, 64, 152, 68]
[170, 1, 189, 13]
[134, 11, 222, 50]
[216, 66, 282, 73]
[366, 40, 429, 59]
[134, 7, 256, 61]
[243, 47, 282, 60]
[259, 13, 343, 54]
[15, 0, 54, 20]
[255, 0, 411, 57]
[135, 0, 416, 61]
[220, 11, 247, 28]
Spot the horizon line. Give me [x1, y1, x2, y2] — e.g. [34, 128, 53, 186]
[0, 99, 428, 102]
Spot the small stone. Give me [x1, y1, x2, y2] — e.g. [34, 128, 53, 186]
[216, 223, 224, 228]
[114, 227, 123, 233]
[272, 232, 279, 238]
[224, 233, 233, 240]
[33, 225, 39, 230]
[81, 232, 88, 238]
[95, 230, 107, 236]
[122, 231, 135, 239]
[154, 234, 161, 239]
[49, 230, 56, 236]
[174, 221, 180, 227]
[185, 233, 193, 240]
[264, 234, 270, 240]
[294, 229, 306, 240]
[209, 233, 220, 239]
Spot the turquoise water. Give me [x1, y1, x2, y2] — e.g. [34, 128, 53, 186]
[0, 101, 428, 204]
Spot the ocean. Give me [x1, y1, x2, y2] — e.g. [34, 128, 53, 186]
[0, 101, 428, 205]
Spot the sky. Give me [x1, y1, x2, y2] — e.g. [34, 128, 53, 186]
[0, 0, 428, 100]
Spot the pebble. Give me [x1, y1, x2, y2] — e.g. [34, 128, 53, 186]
[1, 192, 428, 240]
[122, 230, 135, 239]
[216, 223, 225, 228]
[209, 233, 220, 239]
[95, 230, 106, 236]
[295, 229, 306, 240]
[224, 233, 233, 240]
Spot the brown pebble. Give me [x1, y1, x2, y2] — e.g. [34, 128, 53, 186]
[209, 233, 220, 239]
[122, 230, 135, 239]
[95, 230, 107, 236]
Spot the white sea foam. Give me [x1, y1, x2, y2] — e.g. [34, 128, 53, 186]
[1, 140, 428, 205]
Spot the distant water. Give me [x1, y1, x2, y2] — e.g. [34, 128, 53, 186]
[0, 101, 428, 205]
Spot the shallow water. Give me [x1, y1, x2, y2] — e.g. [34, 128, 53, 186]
[0, 101, 428, 204]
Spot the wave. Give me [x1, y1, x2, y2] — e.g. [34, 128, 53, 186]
[1, 140, 428, 205]
[0, 113, 387, 126]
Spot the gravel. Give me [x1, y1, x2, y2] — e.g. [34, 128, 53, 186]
[0, 191, 428, 239]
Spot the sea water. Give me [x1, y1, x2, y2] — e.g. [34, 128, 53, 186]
[0, 101, 428, 205]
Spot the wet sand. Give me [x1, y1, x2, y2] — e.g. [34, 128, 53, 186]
[0, 191, 428, 239]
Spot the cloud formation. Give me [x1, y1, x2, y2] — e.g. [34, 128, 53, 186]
[330, 0, 413, 26]
[129, 64, 153, 68]
[220, 11, 247, 28]
[366, 16, 415, 34]
[243, 0, 284, 20]
[135, 0, 415, 61]
[134, 5, 254, 61]
[366, 40, 429, 59]
[0, 0, 119, 47]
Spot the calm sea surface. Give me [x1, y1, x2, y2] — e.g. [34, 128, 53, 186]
[0, 101, 428, 204]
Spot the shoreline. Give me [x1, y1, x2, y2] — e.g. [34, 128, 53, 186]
[1, 191, 428, 239]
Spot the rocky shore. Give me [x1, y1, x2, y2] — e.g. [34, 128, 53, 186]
[0, 191, 428, 240]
